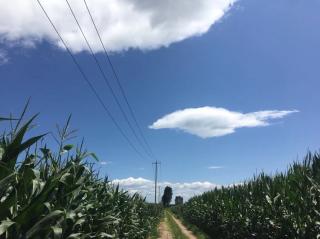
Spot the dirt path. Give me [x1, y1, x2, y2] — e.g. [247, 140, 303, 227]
[171, 214, 197, 239]
[157, 211, 197, 239]
[158, 219, 173, 239]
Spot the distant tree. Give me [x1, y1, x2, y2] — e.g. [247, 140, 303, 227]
[161, 186, 172, 207]
[175, 196, 183, 205]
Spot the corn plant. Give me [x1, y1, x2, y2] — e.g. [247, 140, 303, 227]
[0, 107, 161, 238]
[173, 153, 320, 238]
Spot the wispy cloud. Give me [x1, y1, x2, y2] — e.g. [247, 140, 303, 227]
[208, 166, 223, 169]
[150, 106, 298, 138]
[112, 177, 220, 202]
[99, 161, 111, 166]
[0, 0, 236, 52]
[0, 50, 9, 65]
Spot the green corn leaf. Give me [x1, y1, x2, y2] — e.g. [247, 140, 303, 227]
[74, 218, 86, 227]
[0, 219, 15, 235]
[0, 190, 16, 219]
[63, 144, 74, 151]
[1, 129, 45, 179]
[98, 232, 114, 238]
[0, 147, 3, 159]
[18, 134, 47, 156]
[266, 195, 272, 205]
[59, 173, 72, 185]
[67, 233, 83, 238]
[26, 210, 64, 238]
[11, 114, 38, 151]
[0, 117, 18, 121]
[51, 226, 62, 239]
[0, 173, 16, 189]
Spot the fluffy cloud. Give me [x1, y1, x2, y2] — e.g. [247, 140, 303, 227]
[0, 0, 236, 53]
[150, 106, 298, 138]
[112, 177, 219, 202]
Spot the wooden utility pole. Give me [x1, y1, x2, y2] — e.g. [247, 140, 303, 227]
[152, 160, 161, 204]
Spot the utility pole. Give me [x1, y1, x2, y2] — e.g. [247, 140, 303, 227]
[158, 186, 161, 203]
[152, 160, 161, 204]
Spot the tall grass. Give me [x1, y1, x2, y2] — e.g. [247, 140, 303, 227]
[0, 108, 161, 238]
[173, 153, 320, 238]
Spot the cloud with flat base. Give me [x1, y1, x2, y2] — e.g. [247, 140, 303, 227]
[150, 106, 298, 138]
[0, 0, 236, 53]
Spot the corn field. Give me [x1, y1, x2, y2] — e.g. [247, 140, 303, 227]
[173, 153, 320, 238]
[0, 109, 161, 238]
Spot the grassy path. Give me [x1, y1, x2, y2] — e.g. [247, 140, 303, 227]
[157, 210, 197, 239]
[170, 214, 197, 239]
[158, 218, 173, 239]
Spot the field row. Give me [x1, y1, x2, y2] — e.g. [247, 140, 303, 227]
[173, 152, 320, 238]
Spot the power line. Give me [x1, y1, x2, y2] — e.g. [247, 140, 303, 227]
[36, 0, 146, 160]
[65, 0, 153, 160]
[83, 0, 156, 159]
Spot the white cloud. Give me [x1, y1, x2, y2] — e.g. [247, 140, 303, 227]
[0, 0, 236, 53]
[208, 166, 223, 169]
[149, 106, 298, 138]
[0, 50, 9, 65]
[99, 160, 111, 165]
[112, 177, 219, 202]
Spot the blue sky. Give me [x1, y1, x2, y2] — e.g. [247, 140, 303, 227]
[1, 0, 320, 200]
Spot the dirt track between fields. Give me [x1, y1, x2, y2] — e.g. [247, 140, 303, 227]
[158, 212, 197, 239]
[171, 215, 197, 239]
[158, 219, 173, 239]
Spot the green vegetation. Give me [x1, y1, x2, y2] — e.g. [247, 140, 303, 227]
[161, 186, 173, 207]
[173, 153, 320, 238]
[149, 208, 163, 239]
[165, 210, 187, 239]
[0, 108, 161, 238]
[148, 225, 160, 239]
